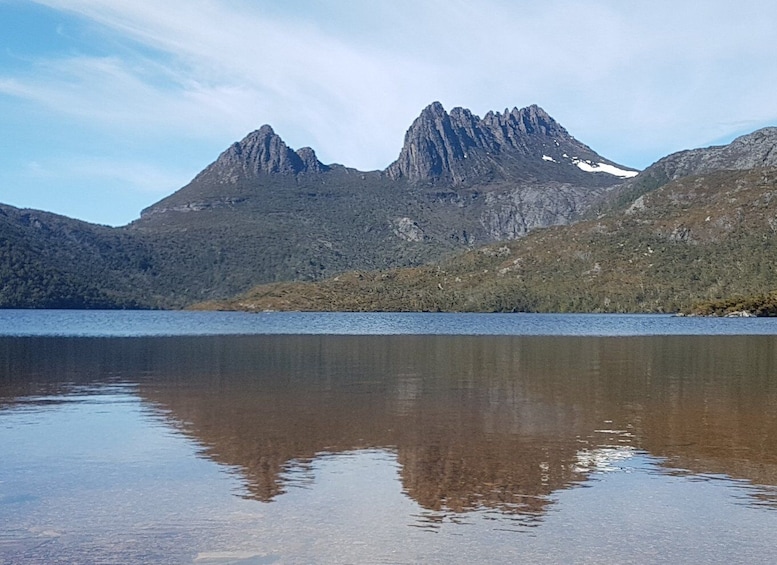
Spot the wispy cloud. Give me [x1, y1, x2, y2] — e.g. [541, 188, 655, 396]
[3, 0, 777, 206]
[13, 1, 777, 166]
[16, 0, 444, 168]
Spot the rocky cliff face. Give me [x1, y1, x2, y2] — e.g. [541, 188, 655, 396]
[386, 102, 637, 185]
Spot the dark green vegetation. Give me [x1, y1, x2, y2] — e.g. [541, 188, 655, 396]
[0, 206, 155, 308]
[684, 292, 777, 317]
[132, 168, 471, 298]
[0, 170, 472, 309]
[197, 168, 777, 313]
[3, 102, 777, 312]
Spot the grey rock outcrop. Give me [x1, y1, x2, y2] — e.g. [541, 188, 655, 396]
[295, 146, 329, 173]
[480, 183, 593, 239]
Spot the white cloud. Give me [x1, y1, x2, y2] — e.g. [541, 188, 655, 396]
[5, 0, 777, 178]
[19, 0, 444, 169]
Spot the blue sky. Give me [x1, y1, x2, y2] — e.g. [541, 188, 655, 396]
[2, 0, 777, 226]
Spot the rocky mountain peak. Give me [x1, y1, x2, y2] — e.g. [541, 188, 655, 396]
[385, 101, 626, 185]
[421, 100, 447, 118]
[720, 127, 777, 168]
[482, 104, 557, 134]
[384, 101, 479, 183]
[197, 125, 328, 184]
[481, 104, 571, 155]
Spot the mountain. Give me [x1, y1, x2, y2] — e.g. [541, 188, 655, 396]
[120, 102, 637, 305]
[643, 127, 777, 180]
[4, 101, 775, 311]
[137, 102, 634, 234]
[197, 167, 777, 313]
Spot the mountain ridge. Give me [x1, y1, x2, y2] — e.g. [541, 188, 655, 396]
[135, 101, 635, 270]
[385, 102, 637, 185]
[123, 102, 637, 307]
[141, 101, 635, 221]
[3, 101, 776, 310]
[602, 126, 777, 212]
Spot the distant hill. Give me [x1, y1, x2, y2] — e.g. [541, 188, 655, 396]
[600, 127, 777, 213]
[0, 205, 155, 308]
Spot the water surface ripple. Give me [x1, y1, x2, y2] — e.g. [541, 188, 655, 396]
[3, 309, 777, 337]
[1, 312, 777, 563]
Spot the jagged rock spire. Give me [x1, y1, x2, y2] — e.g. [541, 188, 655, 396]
[385, 102, 477, 183]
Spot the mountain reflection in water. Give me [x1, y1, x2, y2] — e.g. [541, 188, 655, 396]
[2, 334, 777, 525]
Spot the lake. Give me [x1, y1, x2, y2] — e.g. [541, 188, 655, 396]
[1, 311, 777, 563]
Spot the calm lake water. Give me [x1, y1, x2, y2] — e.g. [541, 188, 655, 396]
[2, 311, 777, 563]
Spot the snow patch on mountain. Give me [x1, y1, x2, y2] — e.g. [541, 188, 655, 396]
[572, 159, 638, 178]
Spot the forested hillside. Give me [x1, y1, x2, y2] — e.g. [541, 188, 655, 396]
[197, 168, 777, 313]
